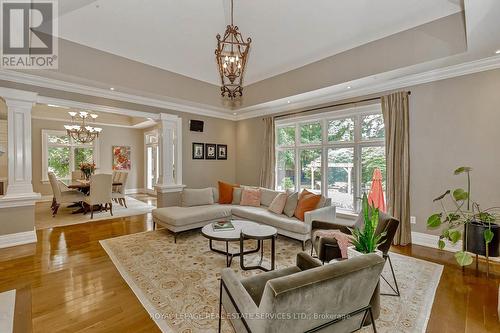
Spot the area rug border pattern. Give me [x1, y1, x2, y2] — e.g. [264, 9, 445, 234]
[100, 238, 173, 333]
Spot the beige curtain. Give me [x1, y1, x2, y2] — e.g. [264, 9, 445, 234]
[381, 91, 411, 246]
[259, 117, 275, 189]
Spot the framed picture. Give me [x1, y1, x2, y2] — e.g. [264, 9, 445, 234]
[205, 143, 217, 160]
[112, 146, 131, 170]
[217, 144, 227, 160]
[192, 142, 204, 159]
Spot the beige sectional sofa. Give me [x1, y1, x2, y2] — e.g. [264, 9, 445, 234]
[152, 187, 336, 249]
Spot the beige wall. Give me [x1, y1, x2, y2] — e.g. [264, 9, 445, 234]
[181, 115, 236, 188]
[236, 68, 500, 236]
[32, 118, 145, 195]
[235, 117, 263, 186]
[142, 114, 237, 189]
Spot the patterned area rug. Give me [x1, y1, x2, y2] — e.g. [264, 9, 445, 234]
[35, 197, 155, 230]
[100, 229, 443, 333]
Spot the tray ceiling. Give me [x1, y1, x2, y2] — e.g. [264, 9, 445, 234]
[55, 0, 462, 85]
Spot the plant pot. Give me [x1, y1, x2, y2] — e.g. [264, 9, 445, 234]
[347, 246, 383, 259]
[465, 221, 500, 257]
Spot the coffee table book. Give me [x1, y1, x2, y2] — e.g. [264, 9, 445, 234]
[212, 221, 235, 232]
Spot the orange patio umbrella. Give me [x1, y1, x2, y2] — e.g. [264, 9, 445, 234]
[368, 168, 386, 212]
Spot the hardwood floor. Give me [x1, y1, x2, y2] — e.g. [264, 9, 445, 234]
[0, 208, 498, 332]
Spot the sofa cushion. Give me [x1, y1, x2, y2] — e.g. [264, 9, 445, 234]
[240, 188, 261, 207]
[294, 190, 322, 221]
[153, 205, 231, 226]
[232, 187, 242, 205]
[260, 188, 280, 207]
[181, 188, 214, 207]
[232, 206, 308, 234]
[283, 192, 299, 217]
[218, 181, 238, 204]
[268, 193, 287, 214]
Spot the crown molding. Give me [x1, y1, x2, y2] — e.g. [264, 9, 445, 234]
[0, 70, 236, 121]
[235, 55, 500, 120]
[2, 55, 500, 122]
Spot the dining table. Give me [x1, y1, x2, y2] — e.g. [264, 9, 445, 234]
[59, 179, 123, 214]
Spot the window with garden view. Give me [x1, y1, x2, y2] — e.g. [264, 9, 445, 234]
[42, 130, 98, 181]
[275, 105, 386, 213]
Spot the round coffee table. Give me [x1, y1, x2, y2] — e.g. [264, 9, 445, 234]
[201, 220, 261, 267]
[240, 224, 278, 271]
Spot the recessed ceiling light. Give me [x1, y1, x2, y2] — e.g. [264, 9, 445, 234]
[110, 87, 115, 91]
[233, 112, 237, 115]
[496, 50, 500, 54]
[347, 86, 352, 89]
[287, 100, 290, 104]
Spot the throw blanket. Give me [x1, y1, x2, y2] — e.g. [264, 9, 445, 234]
[313, 229, 352, 259]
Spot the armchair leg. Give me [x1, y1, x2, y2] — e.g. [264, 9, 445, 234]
[381, 254, 400, 297]
[90, 205, 94, 219]
[369, 307, 377, 333]
[218, 279, 223, 333]
[122, 197, 127, 208]
[109, 202, 113, 216]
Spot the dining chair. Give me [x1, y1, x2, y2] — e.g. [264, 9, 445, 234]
[112, 172, 129, 207]
[83, 174, 113, 219]
[48, 172, 85, 217]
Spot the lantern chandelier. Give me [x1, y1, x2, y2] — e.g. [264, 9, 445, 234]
[64, 111, 102, 144]
[215, 0, 252, 99]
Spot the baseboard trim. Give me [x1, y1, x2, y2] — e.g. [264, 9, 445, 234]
[0, 229, 37, 249]
[411, 231, 500, 262]
[125, 188, 146, 195]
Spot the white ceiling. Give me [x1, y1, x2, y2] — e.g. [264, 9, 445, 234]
[55, 0, 462, 85]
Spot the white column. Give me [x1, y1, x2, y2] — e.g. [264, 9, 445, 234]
[155, 113, 184, 194]
[0, 88, 39, 199]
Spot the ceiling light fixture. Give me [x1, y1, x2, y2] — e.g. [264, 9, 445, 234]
[110, 87, 115, 91]
[287, 100, 291, 104]
[347, 86, 352, 89]
[215, 0, 251, 99]
[64, 111, 102, 144]
[496, 50, 500, 54]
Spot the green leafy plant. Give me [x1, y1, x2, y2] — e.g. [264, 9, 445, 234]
[349, 193, 386, 253]
[427, 166, 499, 266]
[281, 177, 294, 191]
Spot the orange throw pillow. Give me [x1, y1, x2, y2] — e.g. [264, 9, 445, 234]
[218, 181, 239, 204]
[294, 189, 321, 221]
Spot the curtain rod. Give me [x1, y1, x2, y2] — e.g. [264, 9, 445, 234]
[274, 91, 411, 120]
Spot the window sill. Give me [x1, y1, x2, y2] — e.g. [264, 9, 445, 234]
[336, 210, 358, 220]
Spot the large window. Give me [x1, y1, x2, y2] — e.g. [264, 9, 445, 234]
[275, 105, 386, 213]
[42, 130, 99, 181]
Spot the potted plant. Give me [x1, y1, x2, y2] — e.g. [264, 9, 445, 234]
[79, 162, 96, 181]
[427, 167, 500, 268]
[347, 193, 386, 258]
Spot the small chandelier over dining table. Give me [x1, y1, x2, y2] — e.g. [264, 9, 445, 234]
[215, 0, 251, 99]
[64, 111, 102, 144]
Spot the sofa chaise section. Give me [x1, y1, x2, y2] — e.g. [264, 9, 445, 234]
[152, 204, 232, 242]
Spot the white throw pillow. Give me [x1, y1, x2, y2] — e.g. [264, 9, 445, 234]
[181, 188, 215, 207]
[268, 193, 287, 214]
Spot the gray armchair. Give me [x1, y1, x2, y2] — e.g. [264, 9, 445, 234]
[311, 211, 400, 296]
[219, 252, 385, 333]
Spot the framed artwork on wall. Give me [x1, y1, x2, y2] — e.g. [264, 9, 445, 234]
[192, 142, 204, 159]
[205, 143, 217, 160]
[112, 146, 131, 170]
[217, 144, 227, 160]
